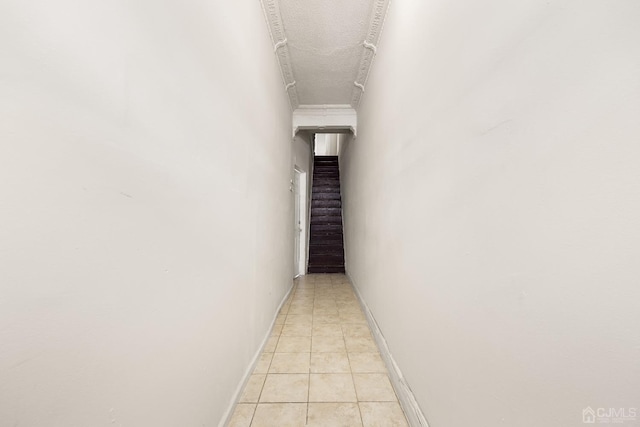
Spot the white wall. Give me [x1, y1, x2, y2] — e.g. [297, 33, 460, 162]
[340, 1, 640, 426]
[314, 133, 340, 156]
[0, 1, 293, 426]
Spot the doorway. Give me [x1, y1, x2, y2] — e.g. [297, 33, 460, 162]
[313, 133, 342, 156]
[293, 167, 307, 277]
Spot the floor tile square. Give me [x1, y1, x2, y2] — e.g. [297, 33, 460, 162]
[260, 374, 309, 403]
[359, 402, 408, 426]
[251, 403, 307, 427]
[353, 374, 397, 401]
[285, 314, 313, 325]
[288, 307, 313, 316]
[310, 352, 351, 373]
[314, 313, 341, 324]
[264, 336, 279, 353]
[342, 324, 372, 338]
[269, 352, 310, 374]
[281, 322, 312, 336]
[271, 324, 283, 336]
[312, 323, 344, 337]
[348, 353, 386, 373]
[339, 307, 363, 316]
[292, 295, 313, 301]
[228, 403, 255, 427]
[313, 307, 340, 317]
[345, 336, 378, 353]
[307, 402, 363, 426]
[276, 336, 311, 353]
[340, 312, 367, 324]
[314, 301, 338, 309]
[239, 374, 266, 403]
[312, 335, 346, 353]
[254, 352, 273, 374]
[309, 374, 357, 402]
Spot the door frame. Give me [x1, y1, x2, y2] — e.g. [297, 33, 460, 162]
[293, 167, 308, 277]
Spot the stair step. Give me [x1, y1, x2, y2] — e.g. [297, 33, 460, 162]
[309, 241, 343, 246]
[308, 266, 345, 274]
[310, 246, 343, 252]
[313, 183, 340, 189]
[308, 259, 344, 266]
[311, 217, 342, 225]
[311, 200, 341, 208]
[312, 185, 340, 192]
[310, 224, 342, 234]
[310, 233, 343, 238]
[311, 207, 342, 216]
[310, 251, 345, 258]
[308, 255, 344, 265]
[312, 193, 341, 200]
[310, 236, 343, 242]
[310, 247, 344, 255]
[310, 233, 343, 239]
[312, 181, 339, 186]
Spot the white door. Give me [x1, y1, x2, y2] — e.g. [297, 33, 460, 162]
[293, 168, 308, 277]
[293, 169, 302, 277]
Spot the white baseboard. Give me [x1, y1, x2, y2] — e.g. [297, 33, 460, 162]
[217, 282, 295, 427]
[347, 273, 431, 427]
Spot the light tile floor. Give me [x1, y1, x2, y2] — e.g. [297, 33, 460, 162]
[228, 274, 409, 427]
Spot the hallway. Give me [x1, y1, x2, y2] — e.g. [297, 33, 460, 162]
[2, 0, 640, 426]
[228, 274, 408, 427]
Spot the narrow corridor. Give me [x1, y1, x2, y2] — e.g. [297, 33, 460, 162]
[228, 274, 409, 426]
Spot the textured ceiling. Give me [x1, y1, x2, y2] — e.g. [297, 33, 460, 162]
[280, 0, 369, 105]
[261, 0, 391, 109]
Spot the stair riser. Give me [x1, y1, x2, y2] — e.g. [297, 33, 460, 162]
[311, 200, 341, 208]
[310, 239, 344, 244]
[311, 224, 342, 230]
[310, 250, 345, 256]
[311, 208, 342, 216]
[308, 267, 345, 274]
[313, 179, 340, 185]
[312, 186, 340, 193]
[309, 259, 344, 266]
[312, 194, 341, 200]
[311, 217, 342, 224]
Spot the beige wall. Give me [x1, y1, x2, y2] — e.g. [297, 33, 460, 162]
[340, 1, 640, 425]
[0, 1, 293, 425]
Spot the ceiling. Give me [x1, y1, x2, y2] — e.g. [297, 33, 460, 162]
[261, 0, 391, 110]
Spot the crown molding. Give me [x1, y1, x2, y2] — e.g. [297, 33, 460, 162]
[260, 0, 299, 109]
[351, 0, 391, 108]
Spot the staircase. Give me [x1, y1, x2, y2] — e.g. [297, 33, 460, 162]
[308, 156, 345, 273]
